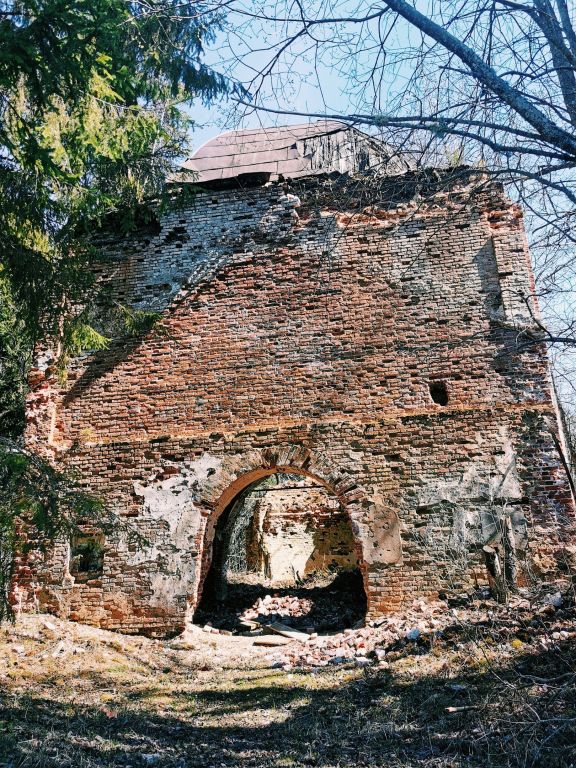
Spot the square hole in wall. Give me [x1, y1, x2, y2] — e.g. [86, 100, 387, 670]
[429, 380, 449, 406]
[70, 535, 105, 582]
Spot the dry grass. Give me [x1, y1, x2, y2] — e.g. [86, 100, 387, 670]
[0, 609, 575, 768]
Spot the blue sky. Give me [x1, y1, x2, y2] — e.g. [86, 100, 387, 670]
[186, 59, 355, 157]
[184, 4, 403, 156]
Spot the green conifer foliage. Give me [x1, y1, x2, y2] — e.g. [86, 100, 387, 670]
[0, 1, 236, 618]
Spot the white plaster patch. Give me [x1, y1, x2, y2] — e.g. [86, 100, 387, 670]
[355, 487, 403, 566]
[417, 428, 524, 553]
[126, 454, 223, 609]
[418, 436, 522, 510]
[492, 426, 523, 499]
[263, 521, 316, 584]
[35, 349, 54, 372]
[449, 505, 481, 550]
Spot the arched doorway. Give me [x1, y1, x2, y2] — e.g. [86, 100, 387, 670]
[195, 470, 367, 632]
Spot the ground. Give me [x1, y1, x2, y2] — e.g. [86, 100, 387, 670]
[0, 590, 575, 768]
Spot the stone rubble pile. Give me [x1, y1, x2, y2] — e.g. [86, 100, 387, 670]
[240, 594, 314, 623]
[266, 598, 445, 669]
[195, 570, 366, 632]
[264, 586, 575, 670]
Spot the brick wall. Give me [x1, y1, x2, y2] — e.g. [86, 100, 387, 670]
[21, 171, 576, 635]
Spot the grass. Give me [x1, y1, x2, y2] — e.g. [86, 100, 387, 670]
[0, 611, 575, 768]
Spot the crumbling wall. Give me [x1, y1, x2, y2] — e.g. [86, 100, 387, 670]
[21, 171, 576, 635]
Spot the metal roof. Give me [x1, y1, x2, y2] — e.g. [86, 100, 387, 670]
[178, 120, 409, 183]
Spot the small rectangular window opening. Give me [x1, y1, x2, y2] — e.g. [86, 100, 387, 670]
[70, 535, 104, 581]
[429, 380, 449, 406]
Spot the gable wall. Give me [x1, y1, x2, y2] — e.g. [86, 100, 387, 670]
[20, 174, 576, 634]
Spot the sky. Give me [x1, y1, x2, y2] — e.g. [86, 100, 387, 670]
[183, 3, 408, 158]
[185, 57, 356, 158]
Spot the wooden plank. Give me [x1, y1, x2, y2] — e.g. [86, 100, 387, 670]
[253, 635, 292, 646]
[178, 120, 403, 183]
[265, 622, 309, 642]
[201, 121, 345, 147]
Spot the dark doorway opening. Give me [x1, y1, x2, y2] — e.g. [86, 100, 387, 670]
[195, 473, 367, 632]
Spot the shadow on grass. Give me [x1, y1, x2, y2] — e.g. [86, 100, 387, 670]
[0, 639, 575, 768]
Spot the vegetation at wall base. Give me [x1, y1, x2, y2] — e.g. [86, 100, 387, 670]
[0, 438, 107, 623]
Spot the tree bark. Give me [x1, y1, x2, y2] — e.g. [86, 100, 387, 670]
[381, 0, 576, 157]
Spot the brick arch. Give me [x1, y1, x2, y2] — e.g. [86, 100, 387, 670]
[191, 445, 402, 615]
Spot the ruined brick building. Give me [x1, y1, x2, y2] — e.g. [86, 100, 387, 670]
[22, 121, 576, 635]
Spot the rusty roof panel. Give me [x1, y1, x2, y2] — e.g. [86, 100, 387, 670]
[199, 120, 345, 146]
[180, 120, 410, 183]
